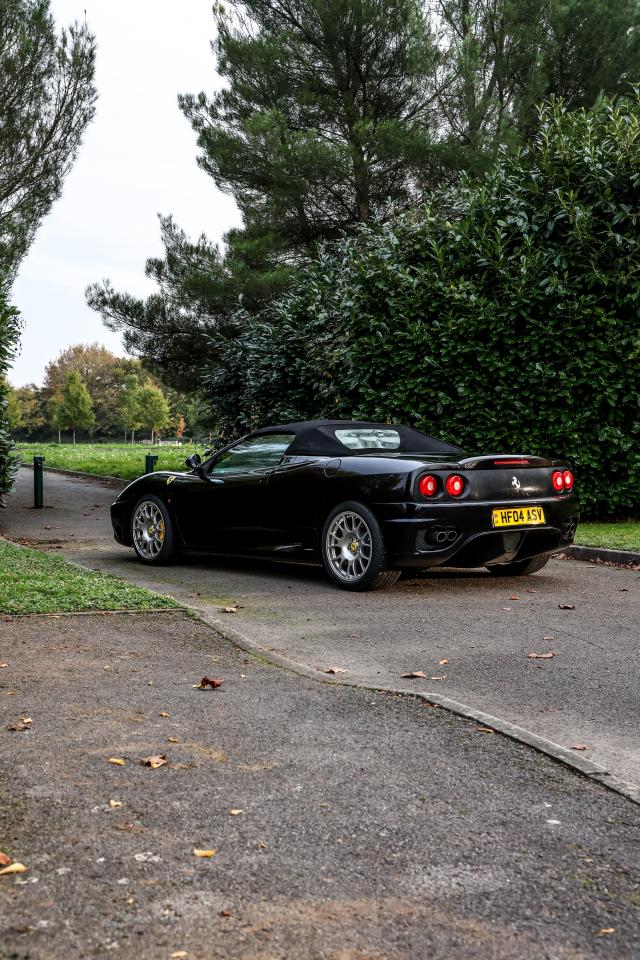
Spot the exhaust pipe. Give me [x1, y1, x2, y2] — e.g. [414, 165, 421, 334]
[435, 531, 448, 544]
[446, 530, 457, 543]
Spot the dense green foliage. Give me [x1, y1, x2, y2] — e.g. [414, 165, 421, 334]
[52, 370, 95, 442]
[0, 0, 96, 276]
[16, 442, 207, 482]
[88, 0, 640, 390]
[0, 280, 21, 503]
[205, 95, 640, 516]
[0, 539, 178, 614]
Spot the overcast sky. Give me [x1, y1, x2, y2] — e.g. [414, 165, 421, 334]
[9, 0, 241, 386]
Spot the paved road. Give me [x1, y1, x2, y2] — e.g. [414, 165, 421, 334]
[2, 610, 640, 958]
[4, 468, 640, 786]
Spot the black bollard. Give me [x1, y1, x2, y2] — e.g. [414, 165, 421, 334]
[145, 454, 159, 474]
[33, 455, 45, 509]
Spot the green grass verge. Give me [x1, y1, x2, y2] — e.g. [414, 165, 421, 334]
[16, 443, 206, 482]
[0, 539, 180, 614]
[574, 522, 640, 552]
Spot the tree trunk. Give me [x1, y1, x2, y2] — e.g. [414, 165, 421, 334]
[131, 429, 135, 444]
[72, 429, 76, 445]
[58, 429, 61, 444]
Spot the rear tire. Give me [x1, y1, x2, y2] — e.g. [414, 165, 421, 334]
[321, 501, 400, 592]
[486, 554, 551, 577]
[131, 495, 176, 565]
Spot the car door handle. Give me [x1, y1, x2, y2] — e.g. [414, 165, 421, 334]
[206, 478, 225, 485]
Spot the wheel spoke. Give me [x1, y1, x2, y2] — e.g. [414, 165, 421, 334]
[325, 510, 374, 584]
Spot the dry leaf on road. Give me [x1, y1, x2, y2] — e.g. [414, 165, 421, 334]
[430, 675, 447, 681]
[0, 852, 11, 866]
[193, 848, 216, 858]
[571, 744, 589, 751]
[510, 595, 521, 601]
[325, 667, 348, 674]
[558, 603, 575, 610]
[594, 928, 616, 937]
[170, 952, 189, 958]
[108, 800, 123, 809]
[0, 663, 8, 668]
[158, 712, 170, 718]
[401, 671, 427, 679]
[167, 736, 179, 744]
[438, 659, 449, 665]
[7, 721, 31, 732]
[140, 755, 168, 769]
[528, 652, 555, 660]
[476, 727, 495, 734]
[0, 862, 27, 876]
[229, 809, 244, 816]
[193, 676, 224, 690]
[107, 757, 126, 766]
[220, 606, 238, 614]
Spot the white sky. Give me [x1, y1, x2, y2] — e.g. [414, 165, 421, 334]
[9, 0, 241, 386]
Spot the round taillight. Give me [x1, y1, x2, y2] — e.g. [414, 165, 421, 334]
[419, 474, 438, 497]
[563, 470, 574, 490]
[445, 474, 465, 497]
[551, 471, 565, 492]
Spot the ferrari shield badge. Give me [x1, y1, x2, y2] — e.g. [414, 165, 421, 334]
[166, 476, 176, 485]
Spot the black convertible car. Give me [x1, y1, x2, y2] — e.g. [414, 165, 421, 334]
[111, 420, 579, 591]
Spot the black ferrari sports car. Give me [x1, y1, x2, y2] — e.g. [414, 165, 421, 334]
[110, 420, 579, 591]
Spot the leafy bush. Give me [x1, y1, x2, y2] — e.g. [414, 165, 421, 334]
[206, 95, 640, 517]
[0, 280, 21, 504]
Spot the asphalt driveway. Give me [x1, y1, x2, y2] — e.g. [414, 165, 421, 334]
[2, 610, 640, 958]
[3, 467, 640, 786]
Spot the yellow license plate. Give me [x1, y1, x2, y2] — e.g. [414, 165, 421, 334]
[492, 506, 546, 528]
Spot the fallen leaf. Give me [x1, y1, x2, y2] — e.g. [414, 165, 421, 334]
[167, 736, 179, 743]
[7, 722, 31, 732]
[324, 667, 348, 674]
[170, 952, 188, 959]
[594, 928, 616, 937]
[438, 659, 449, 665]
[126, 897, 135, 905]
[258, 841, 267, 849]
[140, 755, 167, 769]
[229, 809, 244, 816]
[193, 676, 224, 690]
[108, 800, 123, 809]
[220, 910, 233, 917]
[401, 671, 427, 679]
[510, 595, 521, 601]
[527, 652, 555, 659]
[220, 606, 238, 614]
[107, 757, 126, 766]
[0, 862, 27, 876]
[0, 852, 11, 866]
[571, 744, 589, 751]
[19, 717, 32, 725]
[158, 712, 170, 718]
[430, 675, 447, 681]
[543, 636, 555, 642]
[476, 726, 495, 734]
[193, 848, 216, 858]
[0, 663, 8, 668]
[558, 603, 575, 610]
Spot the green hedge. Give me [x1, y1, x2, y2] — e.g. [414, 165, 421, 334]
[206, 96, 640, 517]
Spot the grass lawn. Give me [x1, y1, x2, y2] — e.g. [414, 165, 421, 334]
[16, 442, 206, 482]
[0, 539, 180, 614]
[574, 521, 640, 552]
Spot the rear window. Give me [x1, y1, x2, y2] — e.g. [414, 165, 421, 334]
[334, 428, 401, 451]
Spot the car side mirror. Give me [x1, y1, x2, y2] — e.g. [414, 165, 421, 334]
[185, 453, 202, 471]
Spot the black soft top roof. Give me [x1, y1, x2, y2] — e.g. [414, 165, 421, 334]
[251, 420, 464, 457]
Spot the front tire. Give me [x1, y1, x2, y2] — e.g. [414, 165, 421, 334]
[486, 554, 551, 577]
[321, 501, 400, 592]
[131, 495, 176, 565]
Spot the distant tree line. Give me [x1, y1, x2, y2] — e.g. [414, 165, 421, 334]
[7, 343, 214, 444]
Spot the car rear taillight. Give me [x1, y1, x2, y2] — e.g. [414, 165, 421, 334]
[551, 471, 565, 493]
[445, 474, 465, 497]
[419, 475, 438, 497]
[563, 470, 574, 490]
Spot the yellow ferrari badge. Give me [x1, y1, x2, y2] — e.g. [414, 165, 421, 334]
[166, 476, 176, 485]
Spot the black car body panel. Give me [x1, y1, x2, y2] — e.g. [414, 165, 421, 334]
[111, 420, 579, 570]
